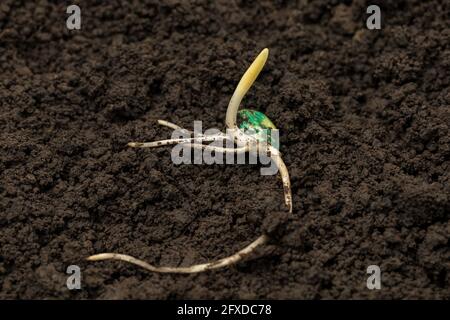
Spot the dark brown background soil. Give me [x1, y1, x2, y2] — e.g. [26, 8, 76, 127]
[0, 0, 449, 299]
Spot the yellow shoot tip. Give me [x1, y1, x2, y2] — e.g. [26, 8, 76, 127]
[225, 48, 269, 129]
[236, 48, 269, 96]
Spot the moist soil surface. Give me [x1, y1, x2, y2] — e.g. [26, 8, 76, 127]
[0, 1, 449, 299]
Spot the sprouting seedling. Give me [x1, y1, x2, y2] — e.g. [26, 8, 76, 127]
[87, 48, 292, 273]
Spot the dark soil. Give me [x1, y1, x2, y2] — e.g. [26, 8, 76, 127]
[0, 0, 449, 299]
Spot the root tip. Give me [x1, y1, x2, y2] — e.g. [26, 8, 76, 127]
[128, 142, 143, 148]
[86, 254, 111, 261]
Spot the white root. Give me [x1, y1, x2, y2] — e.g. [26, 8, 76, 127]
[268, 146, 292, 214]
[129, 120, 232, 148]
[181, 143, 249, 154]
[128, 135, 225, 148]
[157, 120, 186, 132]
[86, 234, 268, 274]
